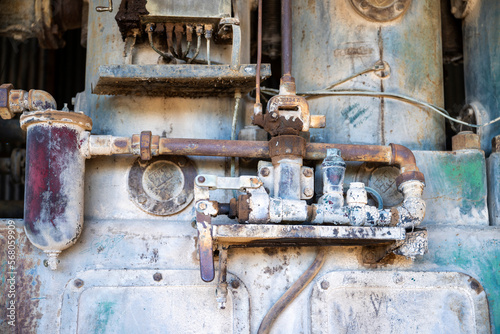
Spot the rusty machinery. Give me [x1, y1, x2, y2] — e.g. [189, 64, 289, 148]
[1, 0, 500, 332]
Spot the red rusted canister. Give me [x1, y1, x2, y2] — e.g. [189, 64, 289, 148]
[20, 110, 92, 269]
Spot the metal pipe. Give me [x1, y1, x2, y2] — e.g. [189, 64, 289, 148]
[257, 247, 326, 334]
[87, 136, 418, 171]
[256, 0, 263, 104]
[281, 0, 292, 76]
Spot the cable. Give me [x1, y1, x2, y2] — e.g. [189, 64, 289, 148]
[257, 247, 327, 334]
[260, 87, 499, 129]
[146, 24, 174, 62]
[256, 0, 263, 104]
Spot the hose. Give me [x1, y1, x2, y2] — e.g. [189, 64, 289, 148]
[257, 247, 327, 334]
[365, 186, 384, 210]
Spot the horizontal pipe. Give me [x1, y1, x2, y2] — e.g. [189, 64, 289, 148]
[87, 135, 419, 172]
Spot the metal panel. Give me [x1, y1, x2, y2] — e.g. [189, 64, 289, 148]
[60, 270, 249, 333]
[292, 0, 444, 150]
[310, 271, 490, 333]
[146, 0, 231, 19]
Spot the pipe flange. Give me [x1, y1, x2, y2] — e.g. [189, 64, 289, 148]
[20, 109, 92, 131]
[128, 156, 196, 216]
[350, 0, 411, 22]
[395, 171, 425, 188]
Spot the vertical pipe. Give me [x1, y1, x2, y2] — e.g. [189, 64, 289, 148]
[256, 0, 263, 104]
[281, 0, 292, 76]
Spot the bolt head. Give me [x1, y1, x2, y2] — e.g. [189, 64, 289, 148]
[394, 2, 405, 11]
[74, 279, 84, 288]
[304, 188, 314, 197]
[198, 176, 205, 183]
[320, 280, 330, 290]
[230, 280, 240, 289]
[261, 167, 270, 177]
[153, 272, 163, 281]
[198, 202, 207, 210]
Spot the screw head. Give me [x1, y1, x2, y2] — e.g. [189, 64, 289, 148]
[74, 279, 84, 288]
[198, 202, 207, 210]
[261, 168, 270, 177]
[198, 176, 205, 183]
[153, 272, 163, 281]
[231, 280, 240, 289]
[320, 280, 330, 290]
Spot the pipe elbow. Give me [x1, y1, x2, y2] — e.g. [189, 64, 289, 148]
[28, 89, 57, 111]
[390, 143, 417, 172]
[393, 180, 426, 228]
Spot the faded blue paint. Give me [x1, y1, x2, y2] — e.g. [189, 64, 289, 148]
[93, 301, 116, 334]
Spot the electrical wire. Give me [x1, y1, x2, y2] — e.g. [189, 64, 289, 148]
[256, 0, 263, 105]
[257, 247, 327, 334]
[260, 87, 500, 129]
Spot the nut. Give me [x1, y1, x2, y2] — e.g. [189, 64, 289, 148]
[452, 131, 481, 151]
[0, 83, 14, 119]
[492, 135, 500, 153]
[303, 188, 314, 197]
[303, 168, 313, 177]
[153, 272, 163, 281]
[260, 167, 270, 177]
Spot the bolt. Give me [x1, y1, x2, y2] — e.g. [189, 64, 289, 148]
[153, 272, 163, 281]
[364, 250, 377, 263]
[303, 168, 313, 177]
[198, 202, 207, 210]
[394, 2, 405, 11]
[231, 280, 240, 289]
[176, 195, 187, 205]
[270, 112, 278, 120]
[74, 279, 84, 288]
[138, 194, 147, 204]
[320, 280, 330, 290]
[304, 188, 314, 197]
[198, 176, 205, 183]
[360, 1, 369, 9]
[285, 148, 292, 154]
[261, 167, 270, 177]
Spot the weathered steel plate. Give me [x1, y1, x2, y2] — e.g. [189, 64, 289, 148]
[310, 271, 491, 333]
[93, 64, 272, 97]
[213, 224, 405, 246]
[60, 270, 249, 333]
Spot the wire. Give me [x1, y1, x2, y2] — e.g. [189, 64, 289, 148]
[230, 91, 242, 197]
[260, 87, 499, 129]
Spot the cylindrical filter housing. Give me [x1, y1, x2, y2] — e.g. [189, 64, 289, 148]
[20, 110, 92, 269]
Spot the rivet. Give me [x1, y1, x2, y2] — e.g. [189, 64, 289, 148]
[74, 279, 84, 288]
[321, 280, 330, 290]
[231, 280, 240, 289]
[198, 176, 205, 183]
[153, 272, 163, 281]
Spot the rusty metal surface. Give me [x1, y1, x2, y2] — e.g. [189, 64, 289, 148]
[23, 123, 86, 257]
[213, 224, 405, 246]
[0, 83, 14, 119]
[452, 131, 481, 151]
[93, 64, 271, 97]
[128, 156, 196, 216]
[20, 110, 92, 131]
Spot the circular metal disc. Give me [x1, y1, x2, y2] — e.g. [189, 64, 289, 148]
[128, 156, 196, 216]
[350, 0, 412, 22]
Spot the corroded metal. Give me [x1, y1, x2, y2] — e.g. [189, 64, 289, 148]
[93, 64, 272, 97]
[213, 224, 405, 246]
[20, 110, 92, 269]
[452, 131, 481, 151]
[0, 83, 14, 119]
[128, 156, 196, 216]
